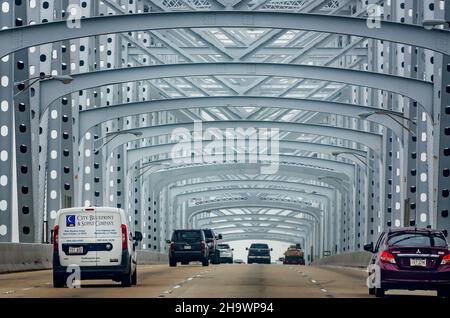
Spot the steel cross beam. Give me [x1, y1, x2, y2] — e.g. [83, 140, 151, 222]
[78, 96, 405, 138]
[194, 214, 316, 227]
[198, 221, 312, 235]
[169, 180, 335, 198]
[39, 63, 433, 118]
[104, 121, 380, 157]
[219, 233, 306, 245]
[104, 134, 367, 160]
[185, 197, 323, 222]
[211, 226, 307, 237]
[2, 11, 449, 59]
[175, 188, 327, 206]
[126, 142, 356, 176]
[129, 153, 354, 181]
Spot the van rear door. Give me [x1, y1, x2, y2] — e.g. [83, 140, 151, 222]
[58, 208, 97, 267]
[95, 208, 123, 267]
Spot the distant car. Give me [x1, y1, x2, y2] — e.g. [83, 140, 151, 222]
[246, 243, 272, 264]
[202, 229, 222, 264]
[234, 259, 244, 264]
[167, 230, 209, 267]
[217, 243, 234, 263]
[52, 207, 142, 288]
[364, 227, 450, 298]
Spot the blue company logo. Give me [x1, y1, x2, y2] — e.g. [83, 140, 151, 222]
[66, 215, 76, 227]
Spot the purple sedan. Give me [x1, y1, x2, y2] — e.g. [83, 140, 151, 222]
[364, 227, 450, 297]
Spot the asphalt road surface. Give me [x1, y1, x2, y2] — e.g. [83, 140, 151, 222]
[0, 264, 436, 298]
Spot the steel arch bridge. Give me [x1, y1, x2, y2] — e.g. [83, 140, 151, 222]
[0, 0, 449, 262]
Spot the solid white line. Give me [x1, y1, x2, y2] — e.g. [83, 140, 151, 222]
[173, 285, 181, 289]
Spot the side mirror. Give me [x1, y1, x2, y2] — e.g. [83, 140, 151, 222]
[363, 242, 374, 253]
[442, 230, 448, 238]
[217, 234, 223, 240]
[134, 231, 143, 242]
[245, 247, 249, 250]
[166, 240, 171, 244]
[270, 248, 273, 251]
[231, 248, 234, 251]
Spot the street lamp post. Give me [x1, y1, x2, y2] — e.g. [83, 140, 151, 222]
[14, 74, 73, 97]
[93, 131, 143, 154]
[358, 111, 417, 135]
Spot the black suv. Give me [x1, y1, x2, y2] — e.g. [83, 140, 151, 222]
[202, 229, 223, 264]
[247, 243, 272, 264]
[167, 230, 209, 267]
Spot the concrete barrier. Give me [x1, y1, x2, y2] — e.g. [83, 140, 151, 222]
[0, 243, 53, 273]
[0, 243, 168, 274]
[313, 251, 372, 268]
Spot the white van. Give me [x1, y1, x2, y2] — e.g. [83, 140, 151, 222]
[52, 207, 142, 288]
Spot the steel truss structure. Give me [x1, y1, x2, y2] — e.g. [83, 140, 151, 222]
[0, 0, 449, 260]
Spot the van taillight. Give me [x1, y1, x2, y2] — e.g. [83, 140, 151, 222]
[170, 242, 175, 250]
[53, 225, 59, 252]
[200, 241, 206, 250]
[121, 224, 128, 250]
[441, 254, 450, 265]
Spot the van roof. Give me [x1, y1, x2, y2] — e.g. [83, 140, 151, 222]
[58, 207, 123, 213]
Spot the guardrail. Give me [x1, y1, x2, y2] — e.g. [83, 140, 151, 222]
[0, 243, 168, 274]
[313, 251, 371, 268]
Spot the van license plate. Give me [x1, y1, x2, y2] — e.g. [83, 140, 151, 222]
[410, 258, 426, 267]
[184, 245, 192, 250]
[69, 246, 84, 254]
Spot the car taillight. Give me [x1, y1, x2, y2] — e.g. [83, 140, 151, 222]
[170, 242, 175, 250]
[200, 241, 206, 250]
[53, 225, 59, 252]
[441, 254, 450, 265]
[121, 224, 127, 250]
[380, 251, 396, 264]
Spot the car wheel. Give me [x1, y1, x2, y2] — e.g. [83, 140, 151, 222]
[132, 267, 137, 286]
[368, 287, 375, 295]
[53, 272, 66, 288]
[169, 259, 177, 267]
[121, 269, 132, 287]
[375, 287, 385, 297]
[202, 257, 209, 267]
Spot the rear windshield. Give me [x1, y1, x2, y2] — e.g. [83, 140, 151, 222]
[250, 244, 269, 249]
[388, 232, 447, 247]
[203, 229, 214, 239]
[173, 231, 203, 242]
[218, 244, 230, 249]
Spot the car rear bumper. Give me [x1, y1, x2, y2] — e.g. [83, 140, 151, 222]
[53, 251, 131, 279]
[248, 256, 271, 263]
[170, 251, 207, 261]
[381, 268, 450, 290]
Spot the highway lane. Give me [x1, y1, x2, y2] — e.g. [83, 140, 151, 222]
[0, 264, 436, 298]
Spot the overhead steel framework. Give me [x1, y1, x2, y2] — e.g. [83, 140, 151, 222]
[0, 0, 449, 259]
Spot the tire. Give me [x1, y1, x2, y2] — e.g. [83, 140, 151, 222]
[202, 257, 209, 267]
[211, 251, 220, 264]
[132, 267, 137, 286]
[121, 270, 132, 287]
[53, 272, 66, 288]
[375, 287, 385, 297]
[368, 287, 375, 295]
[169, 258, 177, 267]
